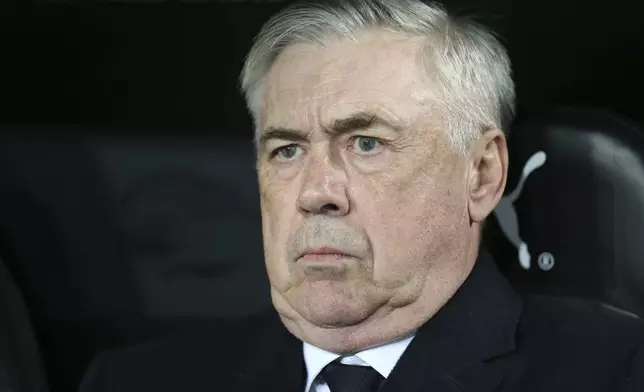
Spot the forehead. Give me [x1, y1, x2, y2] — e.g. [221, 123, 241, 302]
[262, 32, 433, 129]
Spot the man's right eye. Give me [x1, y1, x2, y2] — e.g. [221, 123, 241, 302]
[272, 144, 303, 161]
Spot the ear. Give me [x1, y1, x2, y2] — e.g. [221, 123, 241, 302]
[467, 128, 508, 224]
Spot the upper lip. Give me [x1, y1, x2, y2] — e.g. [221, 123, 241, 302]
[298, 247, 354, 259]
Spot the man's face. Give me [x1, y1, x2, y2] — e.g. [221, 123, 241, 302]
[256, 31, 488, 350]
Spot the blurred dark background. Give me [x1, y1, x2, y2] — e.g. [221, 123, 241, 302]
[1, 0, 643, 134]
[0, 1, 643, 391]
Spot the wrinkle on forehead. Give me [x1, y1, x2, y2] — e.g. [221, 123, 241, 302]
[261, 31, 435, 131]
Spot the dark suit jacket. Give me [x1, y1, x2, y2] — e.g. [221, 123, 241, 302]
[80, 251, 644, 392]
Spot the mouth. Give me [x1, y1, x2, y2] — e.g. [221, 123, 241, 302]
[297, 247, 356, 262]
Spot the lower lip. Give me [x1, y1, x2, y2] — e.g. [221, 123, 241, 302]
[299, 253, 352, 262]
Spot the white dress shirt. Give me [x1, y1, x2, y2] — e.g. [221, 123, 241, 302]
[303, 335, 415, 392]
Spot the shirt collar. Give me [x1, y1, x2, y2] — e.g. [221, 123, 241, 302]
[303, 335, 414, 392]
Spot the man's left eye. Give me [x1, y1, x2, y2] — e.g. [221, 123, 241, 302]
[352, 137, 382, 153]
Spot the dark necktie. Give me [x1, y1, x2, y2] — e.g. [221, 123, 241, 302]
[321, 361, 385, 392]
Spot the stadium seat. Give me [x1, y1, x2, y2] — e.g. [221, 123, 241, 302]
[0, 129, 270, 391]
[484, 107, 644, 318]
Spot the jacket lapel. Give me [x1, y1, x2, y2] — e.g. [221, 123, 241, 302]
[380, 249, 524, 392]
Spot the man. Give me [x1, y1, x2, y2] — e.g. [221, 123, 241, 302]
[80, 0, 644, 391]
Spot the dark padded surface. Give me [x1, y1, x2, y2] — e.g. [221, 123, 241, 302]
[0, 257, 49, 392]
[0, 364, 9, 392]
[0, 130, 271, 391]
[484, 107, 644, 318]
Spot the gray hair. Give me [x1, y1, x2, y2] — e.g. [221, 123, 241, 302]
[239, 0, 515, 155]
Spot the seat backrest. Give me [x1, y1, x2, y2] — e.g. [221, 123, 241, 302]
[0, 129, 270, 391]
[0, 256, 49, 392]
[0, 363, 9, 392]
[483, 107, 644, 318]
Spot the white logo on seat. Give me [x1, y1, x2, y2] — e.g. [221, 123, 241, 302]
[493, 151, 549, 270]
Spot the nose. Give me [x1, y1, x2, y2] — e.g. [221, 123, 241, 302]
[297, 155, 350, 216]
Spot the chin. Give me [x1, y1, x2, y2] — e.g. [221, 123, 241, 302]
[303, 308, 369, 328]
[294, 281, 381, 328]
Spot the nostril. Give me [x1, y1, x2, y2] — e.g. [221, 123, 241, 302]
[320, 203, 340, 213]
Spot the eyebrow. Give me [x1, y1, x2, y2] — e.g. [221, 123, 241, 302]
[257, 111, 403, 149]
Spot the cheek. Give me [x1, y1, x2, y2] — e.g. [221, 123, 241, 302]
[259, 178, 299, 283]
[357, 169, 467, 284]
[259, 170, 292, 232]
